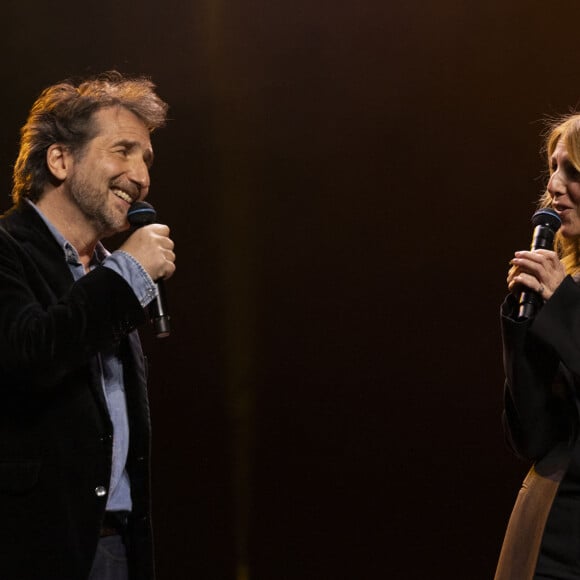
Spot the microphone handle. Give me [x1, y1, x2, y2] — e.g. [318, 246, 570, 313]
[517, 292, 542, 321]
[149, 279, 170, 338]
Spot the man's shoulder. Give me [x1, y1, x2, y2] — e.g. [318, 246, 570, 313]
[0, 203, 65, 280]
[1, 202, 59, 252]
[1, 201, 40, 233]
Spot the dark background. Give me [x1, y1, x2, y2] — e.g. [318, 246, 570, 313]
[1, 1, 577, 578]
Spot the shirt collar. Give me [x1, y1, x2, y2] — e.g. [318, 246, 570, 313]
[26, 199, 108, 267]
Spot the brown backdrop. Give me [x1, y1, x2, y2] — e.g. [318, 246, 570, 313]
[1, 0, 576, 578]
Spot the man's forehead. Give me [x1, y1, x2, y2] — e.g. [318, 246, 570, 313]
[92, 106, 151, 141]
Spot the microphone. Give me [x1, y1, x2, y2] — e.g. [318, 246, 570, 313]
[127, 201, 171, 338]
[517, 208, 562, 320]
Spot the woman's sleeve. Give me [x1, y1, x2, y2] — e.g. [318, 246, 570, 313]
[501, 282, 579, 461]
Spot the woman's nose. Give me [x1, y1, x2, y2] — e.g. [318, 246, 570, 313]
[548, 171, 565, 198]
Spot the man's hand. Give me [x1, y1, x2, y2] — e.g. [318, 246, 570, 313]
[120, 224, 176, 281]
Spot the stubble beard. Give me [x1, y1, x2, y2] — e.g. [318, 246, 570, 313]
[67, 171, 128, 239]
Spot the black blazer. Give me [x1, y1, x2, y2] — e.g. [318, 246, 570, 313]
[0, 201, 154, 580]
[496, 277, 580, 579]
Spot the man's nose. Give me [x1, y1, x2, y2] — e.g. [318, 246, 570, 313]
[129, 159, 150, 193]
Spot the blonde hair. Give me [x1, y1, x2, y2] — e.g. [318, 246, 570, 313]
[538, 114, 580, 275]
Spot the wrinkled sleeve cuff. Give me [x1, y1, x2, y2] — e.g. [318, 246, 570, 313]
[102, 251, 158, 308]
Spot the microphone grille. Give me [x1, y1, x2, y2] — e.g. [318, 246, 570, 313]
[127, 201, 157, 227]
[531, 208, 561, 232]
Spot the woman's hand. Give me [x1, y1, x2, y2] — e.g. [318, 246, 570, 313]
[507, 249, 566, 301]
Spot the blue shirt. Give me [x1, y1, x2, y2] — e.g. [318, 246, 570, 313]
[28, 201, 157, 512]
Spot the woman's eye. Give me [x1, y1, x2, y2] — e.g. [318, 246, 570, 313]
[565, 162, 580, 179]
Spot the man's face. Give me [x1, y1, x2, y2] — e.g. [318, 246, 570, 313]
[65, 106, 154, 238]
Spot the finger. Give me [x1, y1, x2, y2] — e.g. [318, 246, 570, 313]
[507, 270, 518, 285]
[148, 223, 170, 236]
[162, 261, 176, 280]
[514, 250, 548, 264]
[507, 263, 519, 277]
[511, 257, 546, 278]
[511, 272, 541, 293]
[161, 238, 175, 251]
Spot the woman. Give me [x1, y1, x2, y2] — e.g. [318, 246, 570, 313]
[496, 114, 580, 579]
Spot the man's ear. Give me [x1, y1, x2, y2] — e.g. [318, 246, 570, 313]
[46, 144, 71, 181]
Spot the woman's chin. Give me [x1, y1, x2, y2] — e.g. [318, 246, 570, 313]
[559, 224, 580, 239]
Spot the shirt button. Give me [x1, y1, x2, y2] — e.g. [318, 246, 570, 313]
[95, 486, 107, 498]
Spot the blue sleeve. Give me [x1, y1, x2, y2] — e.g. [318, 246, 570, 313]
[103, 251, 158, 307]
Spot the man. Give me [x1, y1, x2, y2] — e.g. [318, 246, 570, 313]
[0, 71, 175, 579]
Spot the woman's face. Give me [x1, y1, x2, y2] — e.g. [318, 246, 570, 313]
[548, 139, 580, 238]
